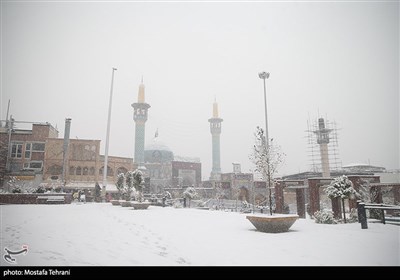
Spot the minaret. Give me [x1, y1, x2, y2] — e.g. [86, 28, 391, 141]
[132, 78, 151, 165]
[314, 118, 332, 177]
[208, 99, 223, 180]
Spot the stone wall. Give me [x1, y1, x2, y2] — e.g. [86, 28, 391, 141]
[0, 193, 72, 204]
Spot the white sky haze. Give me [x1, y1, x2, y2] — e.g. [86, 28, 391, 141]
[1, 1, 399, 179]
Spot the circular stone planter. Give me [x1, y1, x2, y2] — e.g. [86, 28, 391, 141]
[110, 200, 121, 206]
[120, 201, 132, 207]
[246, 214, 299, 233]
[131, 201, 151, 210]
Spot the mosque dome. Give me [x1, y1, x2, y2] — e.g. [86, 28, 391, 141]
[144, 137, 174, 163]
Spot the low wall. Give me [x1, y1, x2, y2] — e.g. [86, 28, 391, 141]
[0, 193, 73, 205]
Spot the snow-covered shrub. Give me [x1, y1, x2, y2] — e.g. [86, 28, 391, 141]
[164, 191, 172, 199]
[173, 200, 183, 208]
[11, 186, 22, 193]
[242, 200, 250, 208]
[313, 210, 337, 224]
[34, 186, 46, 193]
[183, 186, 197, 200]
[347, 208, 359, 223]
[183, 186, 197, 207]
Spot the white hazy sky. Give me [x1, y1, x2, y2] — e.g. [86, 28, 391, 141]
[1, 1, 399, 180]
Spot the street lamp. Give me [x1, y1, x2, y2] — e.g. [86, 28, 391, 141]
[258, 72, 270, 147]
[258, 71, 273, 214]
[102, 67, 117, 202]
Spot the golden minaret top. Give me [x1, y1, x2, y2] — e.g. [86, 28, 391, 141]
[138, 76, 145, 103]
[213, 97, 219, 118]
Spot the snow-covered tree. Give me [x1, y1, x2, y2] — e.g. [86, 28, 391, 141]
[115, 173, 125, 200]
[325, 175, 359, 223]
[183, 186, 197, 207]
[125, 171, 136, 200]
[94, 182, 101, 202]
[249, 126, 285, 215]
[132, 169, 145, 202]
[164, 191, 172, 199]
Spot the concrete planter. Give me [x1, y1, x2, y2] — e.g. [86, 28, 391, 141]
[131, 201, 151, 210]
[110, 200, 120, 206]
[120, 201, 132, 207]
[246, 214, 299, 233]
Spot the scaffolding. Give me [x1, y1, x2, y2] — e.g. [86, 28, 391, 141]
[306, 116, 342, 174]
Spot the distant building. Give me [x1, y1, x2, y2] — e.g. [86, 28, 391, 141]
[342, 163, 386, 173]
[42, 138, 133, 192]
[0, 121, 58, 187]
[142, 137, 202, 194]
[0, 119, 135, 193]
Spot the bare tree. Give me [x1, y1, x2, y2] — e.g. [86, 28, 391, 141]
[250, 126, 285, 215]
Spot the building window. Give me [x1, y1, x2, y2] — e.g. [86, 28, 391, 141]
[99, 166, 113, 176]
[89, 167, 95, 175]
[11, 142, 23, 158]
[25, 143, 31, 159]
[83, 167, 89, 175]
[76, 166, 82, 175]
[29, 161, 43, 169]
[32, 142, 45, 152]
[69, 166, 75, 175]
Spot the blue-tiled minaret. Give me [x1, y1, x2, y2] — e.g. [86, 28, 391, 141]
[132, 79, 150, 165]
[208, 99, 223, 180]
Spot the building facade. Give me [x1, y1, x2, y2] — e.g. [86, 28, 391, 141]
[0, 122, 59, 187]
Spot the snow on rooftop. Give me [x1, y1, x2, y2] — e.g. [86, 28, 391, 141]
[0, 204, 398, 266]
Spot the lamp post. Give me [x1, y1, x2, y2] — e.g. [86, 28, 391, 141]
[258, 72, 270, 147]
[258, 71, 273, 214]
[102, 67, 117, 202]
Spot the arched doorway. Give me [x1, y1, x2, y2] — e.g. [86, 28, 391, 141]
[238, 186, 249, 202]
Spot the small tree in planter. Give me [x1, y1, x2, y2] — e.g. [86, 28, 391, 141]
[94, 182, 101, 202]
[183, 186, 197, 208]
[132, 169, 145, 202]
[110, 173, 126, 205]
[125, 171, 135, 201]
[249, 126, 285, 215]
[325, 175, 359, 223]
[115, 173, 126, 200]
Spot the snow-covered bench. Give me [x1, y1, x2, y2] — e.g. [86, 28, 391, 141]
[36, 196, 65, 204]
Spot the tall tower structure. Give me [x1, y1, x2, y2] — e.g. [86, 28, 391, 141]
[132, 79, 150, 165]
[314, 118, 332, 177]
[208, 99, 223, 180]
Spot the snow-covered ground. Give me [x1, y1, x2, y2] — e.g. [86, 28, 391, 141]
[1, 203, 398, 266]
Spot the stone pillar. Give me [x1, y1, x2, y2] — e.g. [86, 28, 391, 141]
[275, 181, 284, 213]
[296, 188, 305, 218]
[308, 179, 320, 216]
